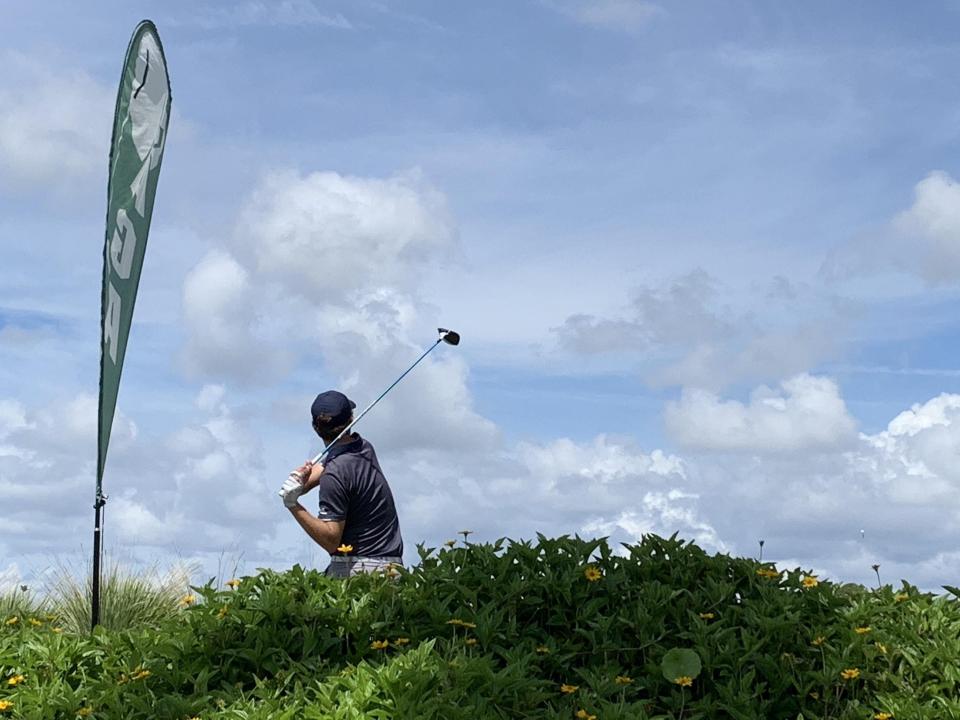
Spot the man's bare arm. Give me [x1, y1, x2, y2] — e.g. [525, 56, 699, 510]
[287, 503, 345, 554]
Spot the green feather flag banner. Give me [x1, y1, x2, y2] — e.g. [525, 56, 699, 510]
[97, 21, 171, 493]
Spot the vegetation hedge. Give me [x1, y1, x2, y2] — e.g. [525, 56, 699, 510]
[2, 533, 959, 719]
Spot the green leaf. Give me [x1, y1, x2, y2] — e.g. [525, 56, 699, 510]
[661, 647, 702, 682]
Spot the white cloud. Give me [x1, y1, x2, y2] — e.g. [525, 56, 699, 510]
[665, 374, 858, 452]
[824, 171, 960, 286]
[0, 563, 22, 594]
[555, 269, 728, 354]
[554, 271, 848, 391]
[179, 168, 492, 455]
[235, 169, 457, 303]
[170, 1, 353, 30]
[543, 0, 663, 31]
[181, 250, 291, 381]
[0, 52, 111, 191]
[385, 434, 719, 558]
[670, 389, 960, 591]
[890, 172, 960, 284]
[0, 400, 29, 440]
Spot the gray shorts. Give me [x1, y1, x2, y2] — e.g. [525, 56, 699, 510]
[324, 556, 403, 579]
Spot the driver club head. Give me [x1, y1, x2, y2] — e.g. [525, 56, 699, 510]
[438, 328, 460, 346]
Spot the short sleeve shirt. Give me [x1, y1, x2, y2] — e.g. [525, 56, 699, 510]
[316, 434, 403, 558]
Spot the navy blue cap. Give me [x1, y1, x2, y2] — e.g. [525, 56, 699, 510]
[311, 390, 356, 426]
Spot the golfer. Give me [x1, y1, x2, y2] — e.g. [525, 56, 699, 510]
[279, 390, 404, 578]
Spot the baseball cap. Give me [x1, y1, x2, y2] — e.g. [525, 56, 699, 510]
[311, 390, 356, 426]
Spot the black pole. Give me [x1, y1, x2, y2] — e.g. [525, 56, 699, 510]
[91, 490, 106, 630]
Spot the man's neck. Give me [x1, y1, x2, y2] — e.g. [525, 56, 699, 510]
[323, 431, 356, 447]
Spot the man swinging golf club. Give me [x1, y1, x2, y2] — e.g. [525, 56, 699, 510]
[278, 329, 461, 578]
[280, 390, 404, 578]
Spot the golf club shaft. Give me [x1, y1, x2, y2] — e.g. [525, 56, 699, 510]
[310, 338, 443, 465]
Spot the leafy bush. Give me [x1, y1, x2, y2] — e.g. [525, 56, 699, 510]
[1, 533, 957, 719]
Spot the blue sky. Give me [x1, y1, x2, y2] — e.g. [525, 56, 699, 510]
[3, 0, 960, 593]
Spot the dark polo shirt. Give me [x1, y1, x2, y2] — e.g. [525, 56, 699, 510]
[316, 433, 403, 558]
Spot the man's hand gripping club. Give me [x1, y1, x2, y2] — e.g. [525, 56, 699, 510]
[278, 461, 324, 508]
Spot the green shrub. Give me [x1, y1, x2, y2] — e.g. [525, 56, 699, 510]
[1, 533, 958, 719]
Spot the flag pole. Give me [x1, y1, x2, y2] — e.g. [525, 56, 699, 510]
[91, 491, 106, 630]
[93, 19, 171, 631]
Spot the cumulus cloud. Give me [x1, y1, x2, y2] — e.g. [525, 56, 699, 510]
[0, 52, 111, 192]
[665, 374, 858, 452]
[824, 171, 960, 286]
[180, 168, 492, 455]
[0, 384, 282, 568]
[390, 433, 723, 556]
[181, 250, 292, 381]
[666, 388, 960, 591]
[554, 270, 848, 391]
[234, 169, 457, 302]
[556, 269, 728, 354]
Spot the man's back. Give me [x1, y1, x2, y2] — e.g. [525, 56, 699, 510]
[316, 434, 403, 558]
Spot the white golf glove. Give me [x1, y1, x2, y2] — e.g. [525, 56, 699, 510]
[279, 471, 305, 508]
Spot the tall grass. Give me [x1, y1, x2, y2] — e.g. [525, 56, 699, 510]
[0, 584, 45, 618]
[43, 557, 200, 634]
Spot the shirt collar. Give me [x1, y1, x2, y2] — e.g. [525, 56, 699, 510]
[324, 433, 363, 463]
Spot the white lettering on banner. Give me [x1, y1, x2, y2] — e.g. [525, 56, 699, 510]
[109, 209, 137, 279]
[130, 160, 150, 217]
[104, 282, 122, 364]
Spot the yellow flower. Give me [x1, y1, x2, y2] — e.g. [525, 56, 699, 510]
[51, 627, 63, 634]
[226, 578, 240, 589]
[370, 639, 390, 650]
[393, 637, 410, 646]
[444, 540, 456, 547]
[465, 638, 477, 646]
[895, 592, 909, 602]
[756, 567, 780, 579]
[535, 645, 550, 654]
[77, 708, 93, 717]
[802, 576, 819, 588]
[699, 612, 715, 620]
[179, 594, 196, 607]
[218, 606, 229, 619]
[840, 668, 860, 680]
[28, 618, 42, 627]
[4, 616, 17, 626]
[615, 675, 633, 685]
[812, 635, 826, 646]
[7, 674, 25, 686]
[0, 700, 12, 712]
[854, 626, 871, 634]
[337, 544, 353, 553]
[674, 675, 694, 687]
[874, 713, 893, 720]
[560, 683, 579, 693]
[875, 642, 888, 654]
[446, 619, 476, 628]
[132, 669, 151, 681]
[583, 566, 602, 582]
[575, 710, 597, 720]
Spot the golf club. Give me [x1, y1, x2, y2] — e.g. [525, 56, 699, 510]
[309, 328, 460, 465]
